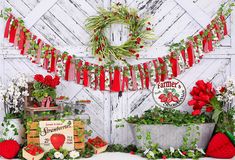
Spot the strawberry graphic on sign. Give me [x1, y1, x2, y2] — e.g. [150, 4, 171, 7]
[50, 134, 66, 150]
[152, 79, 186, 109]
[158, 91, 179, 103]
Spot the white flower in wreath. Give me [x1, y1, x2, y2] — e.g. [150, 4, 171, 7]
[69, 150, 80, 159]
[54, 151, 62, 159]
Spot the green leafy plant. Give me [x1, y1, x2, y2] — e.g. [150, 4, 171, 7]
[126, 107, 213, 126]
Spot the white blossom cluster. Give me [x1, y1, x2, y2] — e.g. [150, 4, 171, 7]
[216, 79, 235, 103]
[54, 150, 80, 159]
[0, 75, 29, 114]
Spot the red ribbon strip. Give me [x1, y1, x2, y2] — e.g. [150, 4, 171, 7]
[143, 63, 150, 89]
[186, 41, 195, 67]
[170, 52, 179, 77]
[83, 62, 89, 87]
[36, 39, 43, 64]
[94, 65, 98, 90]
[50, 48, 56, 73]
[138, 64, 144, 89]
[121, 67, 129, 92]
[18, 28, 26, 51]
[43, 50, 50, 68]
[213, 20, 222, 41]
[200, 31, 209, 53]
[207, 25, 213, 52]
[220, 15, 228, 36]
[130, 66, 137, 90]
[152, 59, 160, 83]
[9, 19, 18, 43]
[99, 66, 105, 91]
[4, 14, 13, 38]
[112, 68, 121, 92]
[65, 55, 72, 81]
[76, 60, 83, 84]
[68, 59, 75, 81]
[158, 57, 167, 81]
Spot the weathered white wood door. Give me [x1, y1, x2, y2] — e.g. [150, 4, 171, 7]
[0, 0, 235, 144]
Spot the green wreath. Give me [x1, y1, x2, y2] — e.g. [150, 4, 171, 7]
[85, 4, 154, 64]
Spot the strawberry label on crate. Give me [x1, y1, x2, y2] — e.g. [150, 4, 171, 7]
[39, 120, 74, 152]
[152, 79, 186, 109]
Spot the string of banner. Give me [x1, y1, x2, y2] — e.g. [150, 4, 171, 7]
[2, 5, 232, 92]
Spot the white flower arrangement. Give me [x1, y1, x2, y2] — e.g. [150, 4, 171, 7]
[69, 150, 80, 159]
[216, 79, 235, 103]
[54, 151, 64, 159]
[0, 75, 29, 116]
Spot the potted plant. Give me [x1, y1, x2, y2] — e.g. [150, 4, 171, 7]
[32, 74, 60, 107]
[127, 107, 215, 150]
[0, 75, 29, 144]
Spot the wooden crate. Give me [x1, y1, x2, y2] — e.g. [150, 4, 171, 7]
[27, 121, 85, 150]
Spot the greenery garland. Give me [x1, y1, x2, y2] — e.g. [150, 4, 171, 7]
[85, 3, 154, 64]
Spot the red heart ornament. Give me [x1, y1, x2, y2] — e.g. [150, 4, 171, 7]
[50, 134, 65, 150]
[206, 132, 235, 158]
[0, 140, 20, 159]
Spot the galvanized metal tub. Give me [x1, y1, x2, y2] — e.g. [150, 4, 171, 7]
[129, 123, 215, 149]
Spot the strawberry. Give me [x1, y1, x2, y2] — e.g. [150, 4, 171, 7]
[0, 140, 20, 159]
[160, 96, 167, 102]
[172, 96, 179, 102]
[166, 97, 172, 103]
[167, 92, 173, 98]
[158, 94, 165, 99]
[50, 134, 65, 150]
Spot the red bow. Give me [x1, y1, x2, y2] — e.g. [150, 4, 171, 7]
[188, 80, 216, 116]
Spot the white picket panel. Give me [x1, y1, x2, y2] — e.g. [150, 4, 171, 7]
[0, 0, 235, 144]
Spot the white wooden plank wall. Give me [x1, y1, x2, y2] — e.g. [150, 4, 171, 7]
[0, 0, 235, 144]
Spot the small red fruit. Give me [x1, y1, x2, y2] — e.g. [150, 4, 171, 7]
[172, 96, 179, 102]
[50, 134, 66, 150]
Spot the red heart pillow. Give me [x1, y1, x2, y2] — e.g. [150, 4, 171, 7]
[0, 140, 20, 159]
[206, 132, 235, 159]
